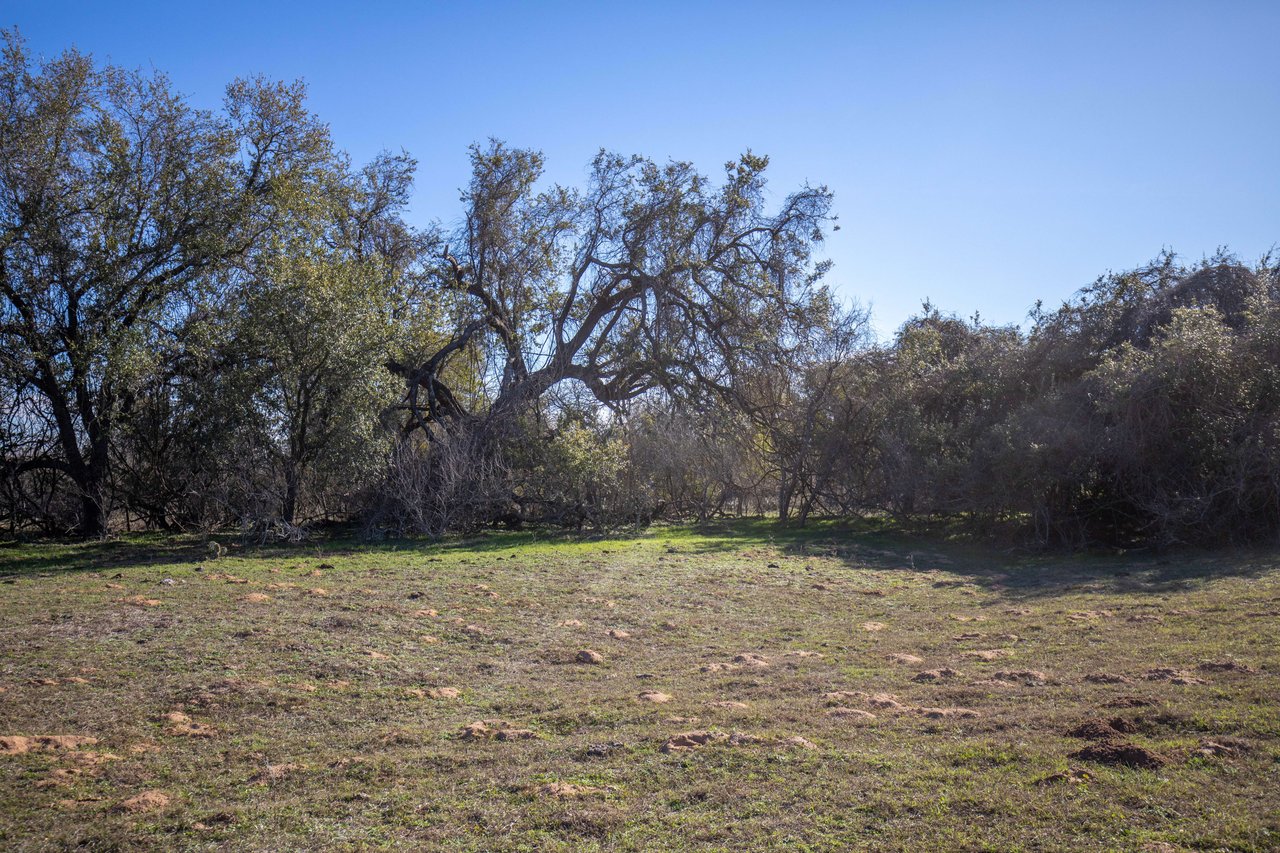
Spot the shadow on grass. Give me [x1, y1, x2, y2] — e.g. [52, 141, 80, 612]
[2, 517, 1274, 599]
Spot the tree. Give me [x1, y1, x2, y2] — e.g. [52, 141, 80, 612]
[385, 143, 838, 510]
[0, 31, 330, 535]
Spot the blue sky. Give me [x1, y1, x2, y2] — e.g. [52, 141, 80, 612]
[8, 1, 1278, 337]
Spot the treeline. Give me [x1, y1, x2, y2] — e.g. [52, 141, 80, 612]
[3, 34, 1278, 547]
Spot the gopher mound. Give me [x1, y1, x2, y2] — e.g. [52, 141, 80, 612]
[1070, 741, 1167, 769]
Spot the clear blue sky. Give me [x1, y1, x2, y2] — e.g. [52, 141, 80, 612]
[8, 1, 1278, 337]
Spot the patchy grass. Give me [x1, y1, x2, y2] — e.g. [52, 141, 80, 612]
[1, 523, 1278, 850]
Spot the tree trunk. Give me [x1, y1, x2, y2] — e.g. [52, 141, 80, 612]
[282, 460, 301, 526]
[75, 457, 109, 538]
[778, 481, 794, 523]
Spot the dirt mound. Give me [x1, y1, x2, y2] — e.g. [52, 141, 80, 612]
[576, 649, 604, 664]
[638, 691, 672, 703]
[606, 629, 631, 639]
[162, 712, 217, 738]
[1144, 667, 1204, 685]
[727, 732, 767, 745]
[822, 691, 865, 704]
[1070, 741, 1167, 769]
[867, 693, 908, 711]
[963, 649, 1012, 661]
[240, 593, 271, 604]
[1102, 696, 1156, 709]
[826, 707, 877, 721]
[918, 707, 980, 719]
[861, 622, 886, 632]
[535, 782, 601, 799]
[118, 790, 171, 813]
[1084, 673, 1131, 684]
[991, 669, 1049, 685]
[249, 763, 304, 784]
[1035, 767, 1095, 785]
[706, 700, 748, 710]
[1195, 737, 1250, 758]
[1197, 660, 1256, 674]
[36, 767, 87, 789]
[732, 652, 770, 668]
[887, 653, 924, 665]
[913, 668, 963, 683]
[783, 735, 817, 749]
[1067, 610, 1112, 622]
[1066, 718, 1138, 740]
[661, 731, 727, 753]
[426, 687, 460, 699]
[459, 719, 537, 741]
[496, 728, 538, 741]
[0, 735, 98, 755]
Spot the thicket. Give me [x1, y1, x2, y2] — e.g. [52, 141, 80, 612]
[3, 34, 1277, 547]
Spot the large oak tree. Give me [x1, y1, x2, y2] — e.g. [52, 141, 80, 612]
[0, 31, 330, 535]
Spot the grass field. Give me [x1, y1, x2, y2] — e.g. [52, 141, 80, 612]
[1, 522, 1277, 851]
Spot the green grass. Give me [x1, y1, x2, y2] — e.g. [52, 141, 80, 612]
[1, 522, 1278, 851]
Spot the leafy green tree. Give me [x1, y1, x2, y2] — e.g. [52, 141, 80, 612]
[0, 31, 330, 535]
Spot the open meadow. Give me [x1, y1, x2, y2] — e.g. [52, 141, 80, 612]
[1, 524, 1278, 851]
